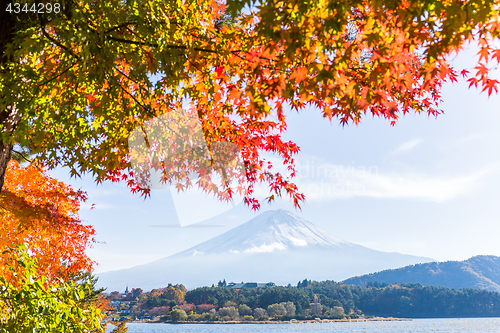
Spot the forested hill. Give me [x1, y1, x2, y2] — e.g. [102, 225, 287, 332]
[182, 281, 500, 318]
[109, 280, 500, 319]
[342, 255, 500, 292]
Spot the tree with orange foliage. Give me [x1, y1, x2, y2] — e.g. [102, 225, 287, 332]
[165, 285, 186, 304]
[0, 161, 125, 331]
[0, 160, 96, 281]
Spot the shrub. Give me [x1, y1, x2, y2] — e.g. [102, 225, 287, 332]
[178, 303, 194, 313]
[243, 315, 254, 321]
[170, 309, 188, 322]
[268, 303, 286, 317]
[187, 313, 201, 321]
[147, 306, 170, 317]
[329, 306, 345, 318]
[310, 302, 323, 315]
[253, 307, 268, 318]
[238, 304, 252, 316]
[202, 312, 215, 321]
[218, 306, 239, 319]
[196, 304, 216, 313]
[281, 301, 296, 316]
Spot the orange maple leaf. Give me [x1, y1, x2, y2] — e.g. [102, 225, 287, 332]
[492, 49, 500, 63]
[289, 67, 309, 85]
[474, 63, 489, 77]
[477, 47, 489, 64]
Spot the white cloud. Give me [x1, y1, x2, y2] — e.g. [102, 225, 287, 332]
[242, 156, 497, 203]
[359, 171, 484, 202]
[391, 138, 422, 154]
[289, 237, 308, 246]
[292, 163, 496, 203]
[243, 242, 287, 253]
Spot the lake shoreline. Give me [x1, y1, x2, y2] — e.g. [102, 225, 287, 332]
[132, 317, 413, 324]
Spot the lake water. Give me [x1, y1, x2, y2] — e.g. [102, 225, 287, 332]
[107, 318, 500, 332]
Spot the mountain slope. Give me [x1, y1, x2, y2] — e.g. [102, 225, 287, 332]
[171, 210, 352, 256]
[97, 209, 433, 291]
[341, 255, 500, 292]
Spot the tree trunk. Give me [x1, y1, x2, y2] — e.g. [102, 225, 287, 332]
[0, 1, 16, 193]
[0, 140, 14, 191]
[0, 105, 20, 192]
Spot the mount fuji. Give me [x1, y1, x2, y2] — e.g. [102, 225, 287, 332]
[97, 210, 433, 291]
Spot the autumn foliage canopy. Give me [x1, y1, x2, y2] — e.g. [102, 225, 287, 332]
[0, 1, 498, 329]
[0, 0, 499, 210]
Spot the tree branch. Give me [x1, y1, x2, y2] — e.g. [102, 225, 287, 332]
[105, 36, 219, 54]
[12, 150, 32, 164]
[38, 13, 79, 60]
[40, 28, 79, 59]
[38, 62, 76, 87]
[114, 67, 148, 94]
[105, 22, 133, 34]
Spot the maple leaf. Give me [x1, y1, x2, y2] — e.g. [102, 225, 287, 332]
[468, 77, 479, 88]
[478, 47, 490, 64]
[492, 49, 500, 63]
[228, 87, 241, 101]
[215, 66, 224, 76]
[85, 94, 96, 104]
[474, 63, 489, 77]
[289, 67, 309, 85]
[482, 79, 499, 96]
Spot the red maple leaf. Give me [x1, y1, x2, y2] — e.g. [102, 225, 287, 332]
[482, 79, 499, 96]
[467, 77, 479, 88]
[215, 66, 224, 76]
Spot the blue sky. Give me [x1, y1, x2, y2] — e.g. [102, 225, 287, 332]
[50, 44, 500, 274]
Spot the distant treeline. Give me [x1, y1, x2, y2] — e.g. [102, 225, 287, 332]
[350, 282, 500, 318]
[110, 280, 500, 320]
[186, 280, 500, 318]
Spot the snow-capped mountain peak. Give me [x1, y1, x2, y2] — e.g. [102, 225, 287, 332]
[172, 209, 352, 257]
[97, 209, 434, 291]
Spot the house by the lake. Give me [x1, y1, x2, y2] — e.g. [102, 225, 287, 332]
[226, 281, 275, 289]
